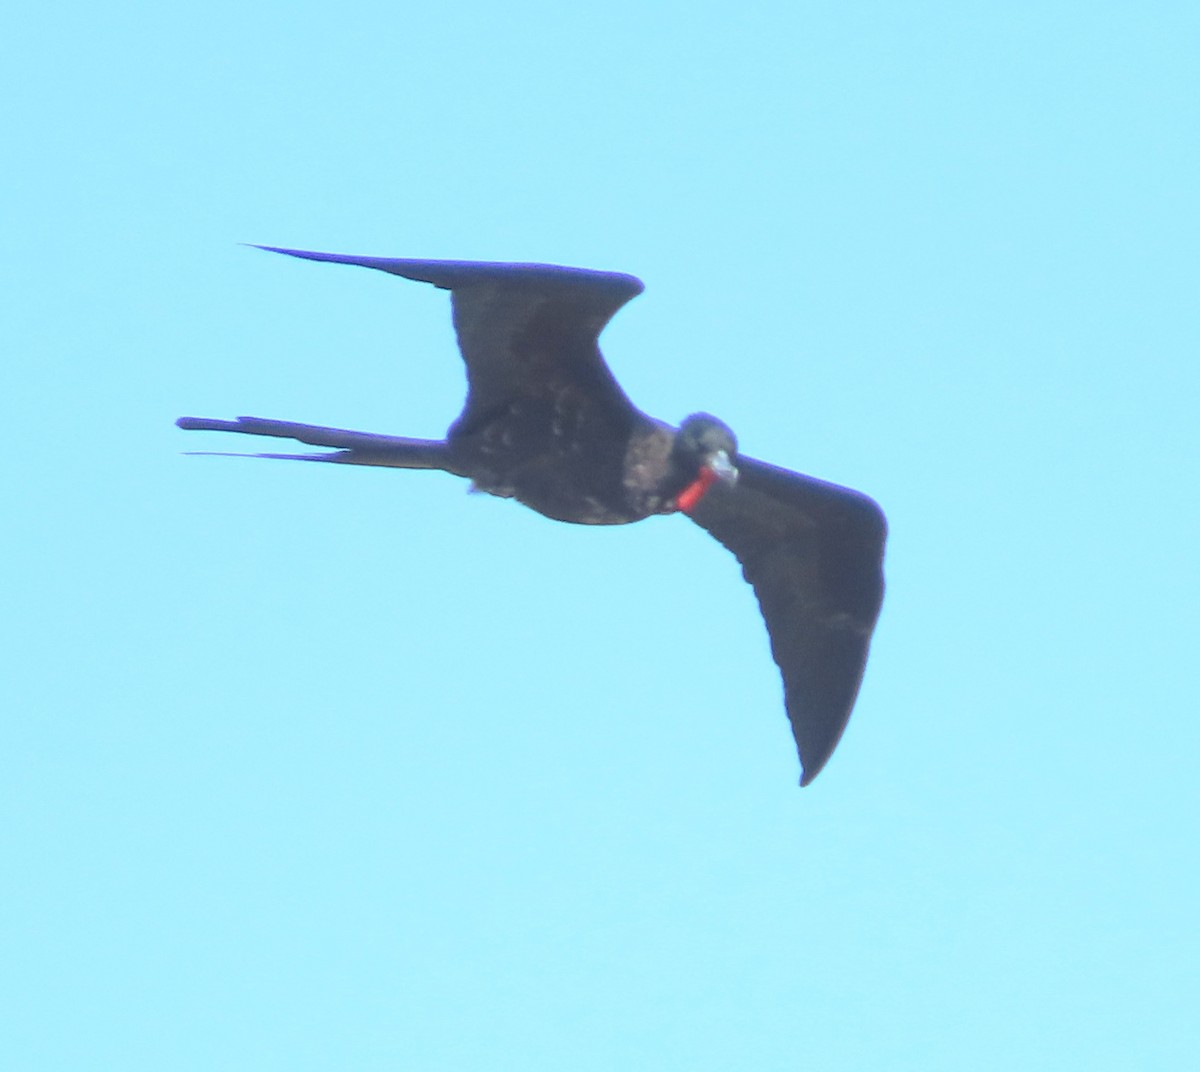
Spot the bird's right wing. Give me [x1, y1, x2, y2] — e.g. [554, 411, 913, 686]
[685, 456, 887, 785]
[253, 246, 646, 432]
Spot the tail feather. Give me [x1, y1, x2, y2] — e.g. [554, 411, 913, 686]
[176, 416, 458, 472]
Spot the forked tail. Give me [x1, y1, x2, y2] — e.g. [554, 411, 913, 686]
[176, 416, 459, 471]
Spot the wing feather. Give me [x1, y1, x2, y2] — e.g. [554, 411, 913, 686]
[687, 456, 886, 785]
[252, 246, 644, 428]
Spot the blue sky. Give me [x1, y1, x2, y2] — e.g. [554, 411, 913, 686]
[4, 3, 1197, 1068]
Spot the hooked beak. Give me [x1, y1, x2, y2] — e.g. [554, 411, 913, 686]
[707, 448, 739, 486]
[675, 448, 739, 514]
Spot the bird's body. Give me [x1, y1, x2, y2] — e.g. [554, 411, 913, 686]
[179, 246, 886, 785]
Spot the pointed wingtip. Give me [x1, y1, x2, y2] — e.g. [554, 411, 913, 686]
[241, 244, 646, 299]
[798, 752, 834, 787]
[243, 243, 321, 261]
[244, 244, 368, 269]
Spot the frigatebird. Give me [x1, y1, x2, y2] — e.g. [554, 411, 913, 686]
[179, 246, 886, 785]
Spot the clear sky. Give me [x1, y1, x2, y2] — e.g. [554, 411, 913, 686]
[4, 3, 1197, 1069]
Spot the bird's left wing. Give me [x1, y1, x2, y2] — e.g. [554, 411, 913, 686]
[685, 456, 887, 785]
[252, 246, 645, 431]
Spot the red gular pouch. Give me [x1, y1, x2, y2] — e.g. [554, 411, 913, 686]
[675, 464, 721, 514]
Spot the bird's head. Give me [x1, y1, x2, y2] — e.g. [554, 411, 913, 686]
[673, 413, 739, 513]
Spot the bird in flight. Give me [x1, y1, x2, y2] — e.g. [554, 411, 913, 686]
[179, 246, 886, 785]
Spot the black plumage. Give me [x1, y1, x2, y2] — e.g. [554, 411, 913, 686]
[179, 246, 886, 785]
